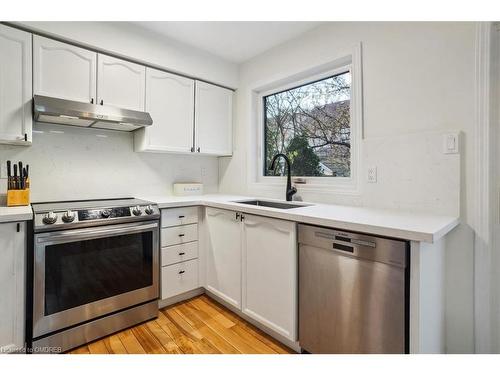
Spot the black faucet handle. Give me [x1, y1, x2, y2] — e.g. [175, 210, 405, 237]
[287, 186, 298, 201]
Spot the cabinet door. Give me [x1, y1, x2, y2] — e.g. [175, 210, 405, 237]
[97, 54, 145, 111]
[33, 35, 97, 103]
[0, 25, 32, 145]
[135, 68, 194, 153]
[0, 222, 26, 352]
[194, 81, 233, 156]
[205, 208, 242, 308]
[242, 214, 297, 341]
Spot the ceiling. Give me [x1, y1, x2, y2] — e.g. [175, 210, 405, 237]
[133, 22, 321, 64]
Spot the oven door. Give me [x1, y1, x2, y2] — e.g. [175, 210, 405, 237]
[33, 220, 159, 338]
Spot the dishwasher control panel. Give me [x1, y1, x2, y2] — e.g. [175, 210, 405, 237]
[298, 224, 408, 268]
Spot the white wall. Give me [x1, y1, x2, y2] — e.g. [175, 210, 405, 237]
[492, 23, 500, 354]
[219, 22, 476, 353]
[0, 22, 239, 202]
[14, 21, 239, 88]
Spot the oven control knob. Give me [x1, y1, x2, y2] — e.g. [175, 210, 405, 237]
[62, 210, 75, 223]
[101, 209, 111, 218]
[43, 211, 58, 225]
[144, 205, 154, 215]
[132, 206, 142, 216]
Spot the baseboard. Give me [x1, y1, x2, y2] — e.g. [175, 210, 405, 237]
[158, 287, 204, 309]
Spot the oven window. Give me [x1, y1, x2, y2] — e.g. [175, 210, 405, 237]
[44, 232, 153, 315]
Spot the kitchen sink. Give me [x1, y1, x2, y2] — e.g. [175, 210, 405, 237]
[234, 200, 311, 209]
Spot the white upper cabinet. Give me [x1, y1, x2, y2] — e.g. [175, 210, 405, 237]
[194, 81, 233, 156]
[0, 222, 26, 352]
[135, 68, 195, 153]
[242, 215, 297, 341]
[0, 25, 32, 145]
[97, 54, 145, 111]
[33, 35, 97, 104]
[205, 208, 242, 309]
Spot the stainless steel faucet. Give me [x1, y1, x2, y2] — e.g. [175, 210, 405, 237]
[269, 153, 297, 201]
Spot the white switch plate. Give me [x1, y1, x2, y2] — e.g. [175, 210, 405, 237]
[443, 133, 459, 154]
[367, 166, 377, 183]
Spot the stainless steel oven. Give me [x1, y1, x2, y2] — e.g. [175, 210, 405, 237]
[28, 198, 160, 353]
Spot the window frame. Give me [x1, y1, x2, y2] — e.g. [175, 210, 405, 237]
[261, 66, 353, 179]
[251, 47, 363, 195]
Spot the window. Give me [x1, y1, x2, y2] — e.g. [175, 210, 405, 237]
[263, 70, 352, 178]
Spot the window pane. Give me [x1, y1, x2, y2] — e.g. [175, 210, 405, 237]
[264, 71, 351, 177]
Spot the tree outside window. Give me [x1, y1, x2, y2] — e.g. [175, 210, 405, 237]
[264, 70, 351, 177]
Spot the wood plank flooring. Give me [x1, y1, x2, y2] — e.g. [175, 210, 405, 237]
[69, 295, 295, 354]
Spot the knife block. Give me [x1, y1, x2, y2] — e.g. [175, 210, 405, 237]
[7, 188, 30, 207]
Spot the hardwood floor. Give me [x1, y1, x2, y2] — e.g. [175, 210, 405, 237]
[69, 295, 295, 354]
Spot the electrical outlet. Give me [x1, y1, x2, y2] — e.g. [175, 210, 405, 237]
[367, 166, 377, 183]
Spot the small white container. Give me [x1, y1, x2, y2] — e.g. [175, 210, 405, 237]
[173, 183, 203, 196]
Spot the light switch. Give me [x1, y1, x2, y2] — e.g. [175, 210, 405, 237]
[443, 133, 459, 154]
[367, 166, 377, 183]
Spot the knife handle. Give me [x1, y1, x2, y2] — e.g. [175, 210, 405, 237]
[18, 162, 23, 189]
[13, 164, 18, 190]
[7, 161, 11, 190]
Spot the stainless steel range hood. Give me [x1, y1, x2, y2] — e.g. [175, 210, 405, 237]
[33, 95, 153, 132]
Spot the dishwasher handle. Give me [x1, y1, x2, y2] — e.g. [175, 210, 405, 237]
[315, 231, 376, 248]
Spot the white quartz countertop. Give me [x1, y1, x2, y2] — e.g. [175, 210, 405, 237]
[0, 205, 33, 223]
[141, 194, 459, 243]
[0, 194, 459, 242]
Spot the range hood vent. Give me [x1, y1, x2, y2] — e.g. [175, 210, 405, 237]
[33, 95, 153, 132]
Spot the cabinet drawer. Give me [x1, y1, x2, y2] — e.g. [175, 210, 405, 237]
[161, 241, 198, 266]
[161, 259, 199, 299]
[161, 224, 198, 247]
[161, 207, 198, 228]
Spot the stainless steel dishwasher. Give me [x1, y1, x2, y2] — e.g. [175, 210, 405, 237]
[298, 224, 409, 354]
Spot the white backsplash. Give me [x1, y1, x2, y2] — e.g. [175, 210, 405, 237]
[361, 130, 461, 216]
[0, 123, 219, 202]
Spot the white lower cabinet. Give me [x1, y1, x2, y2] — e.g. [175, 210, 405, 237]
[161, 224, 198, 247]
[161, 242, 198, 267]
[161, 206, 298, 342]
[242, 214, 297, 341]
[161, 206, 198, 227]
[160, 207, 201, 301]
[161, 259, 199, 300]
[0, 222, 26, 352]
[205, 208, 242, 309]
[204, 208, 297, 341]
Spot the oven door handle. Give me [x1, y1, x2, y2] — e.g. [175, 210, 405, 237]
[35, 221, 159, 244]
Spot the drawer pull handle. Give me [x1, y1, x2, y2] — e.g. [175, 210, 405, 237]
[178, 215, 185, 219]
[179, 252, 186, 256]
[178, 270, 185, 274]
[178, 234, 185, 237]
